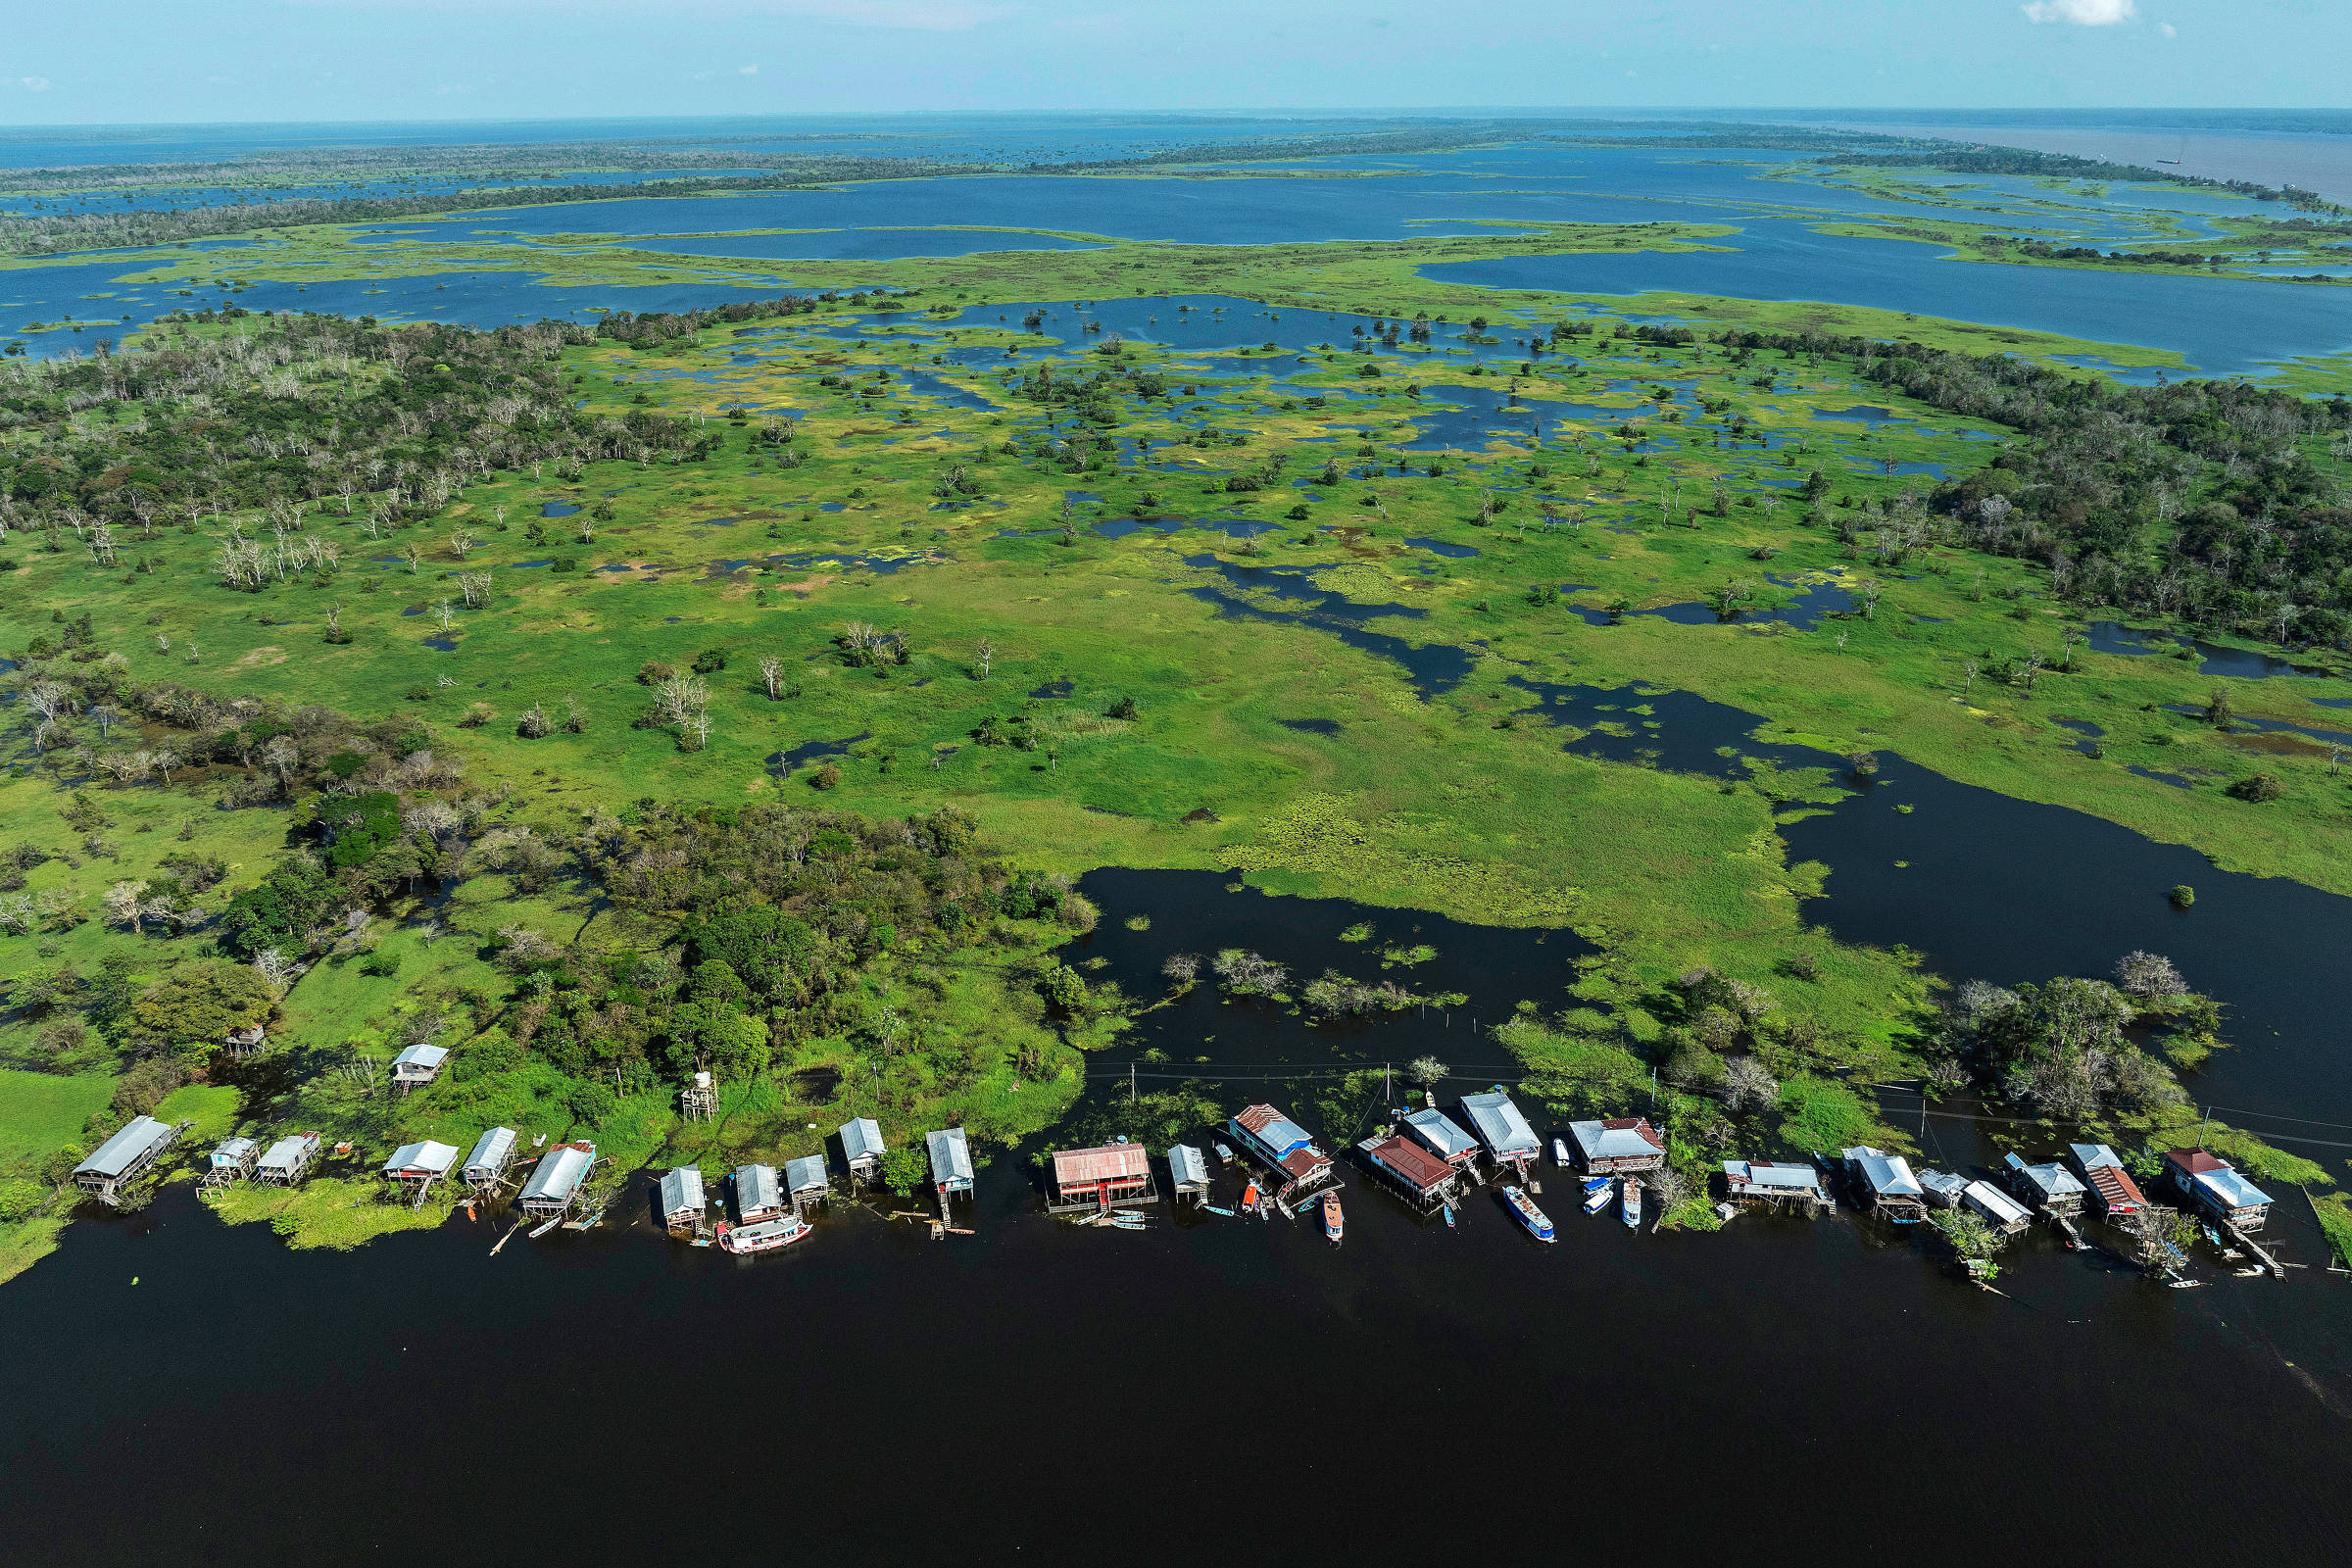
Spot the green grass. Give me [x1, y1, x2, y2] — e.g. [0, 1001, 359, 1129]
[0, 1070, 112, 1164]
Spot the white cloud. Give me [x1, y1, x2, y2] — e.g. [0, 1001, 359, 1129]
[291, 0, 1010, 29]
[2021, 0, 2136, 24]
[2159, 21, 2177, 36]
[739, 63, 760, 74]
[17, 76, 51, 91]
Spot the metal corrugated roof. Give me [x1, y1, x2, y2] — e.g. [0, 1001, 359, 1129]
[464, 1126, 516, 1176]
[927, 1127, 973, 1185]
[1844, 1146, 1925, 1199]
[839, 1117, 884, 1161]
[2004, 1153, 2085, 1200]
[1919, 1169, 1969, 1202]
[1167, 1144, 1209, 1186]
[2194, 1167, 2272, 1211]
[2069, 1142, 2123, 1171]
[784, 1154, 828, 1196]
[258, 1133, 318, 1173]
[735, 1162, 783, 1212]
[1724, 1160, 1823, 1192]
[383, 1141, 458, 1177]
[1568, 1117, 1660, 1161]
[658, 1166, 705, 1217]
[391, 1044, 449, 1070]
[75, 1116, 175, 1178]
[1464, 1093, 1542, 1157]
[520, 1144, 594, 1202]
[1235, 1104, 1312, 1158]
[1402, 1108, 1478, 1161]
[1053, 1144, 1150, 1187]
[2167, 1148, 2228, 1175]
[1370, 1135, 1454, 1192]
[1962, 1180, 2032, 1226]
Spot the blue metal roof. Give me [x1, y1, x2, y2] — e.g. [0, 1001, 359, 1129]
[784, 1154, 828, 1196]
[1402, 1107, 1477, 1161]
[927, 1127, 973, 1186]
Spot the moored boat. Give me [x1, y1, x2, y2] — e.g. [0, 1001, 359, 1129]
[1321, 1191, 1344, 1244]
[1620, 1177, 1642, 1230]
[1583, 1184, 1613, 1214]
[1502, 1184, 1555, 1242]
[1241, 1179, 1259, 1210]
[1582, 1175, 1611, 1193]
[1552, 1137, 1571, 1167]
[716, 1213, 811, 1254]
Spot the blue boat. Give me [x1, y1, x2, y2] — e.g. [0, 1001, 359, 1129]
[1581, 1175, 1612, 1194]
[1502, 1184, 1555, 1243]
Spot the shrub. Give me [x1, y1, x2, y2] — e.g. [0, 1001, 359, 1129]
[691, 648, 728, 674]
[2227, 772, 2283, 803]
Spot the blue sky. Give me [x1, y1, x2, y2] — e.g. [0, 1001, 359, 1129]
[1, 1, 2342, 125]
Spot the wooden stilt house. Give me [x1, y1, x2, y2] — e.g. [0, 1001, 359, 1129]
[518, 1141, 596, 1218]
[784, 1154, 830, 1214]
[733, 1162, 786, 1223]
[1356, 1132, 1462, 1213]
[201, 1136, 260, 1190]
[926, 1127, 974, 1211]
[1567, 1116, 1666, 1177]
[1048, 1142, 1154, 1212]
[254, 1131, 323, 1187]
[463, 1126, 518, 1191]
[382, 1141, 459, 1203]
[1167, 1144, 1210, 1206]
[2066, 1143, 2147, 1219]
[1462, 1090, 1543, 1179]
[389, 1044, 448, 1096]
[1843, 1146, 1927, 1222]
[2164, 1149, 2273, 1233]
[839, 1118, 885, 1185]
[658, 1166, 707, 1235]
[73, 1116, 182, 1205]
[2002, 1152, 2086, 1219]
[1722, 1159, 1830, 1213]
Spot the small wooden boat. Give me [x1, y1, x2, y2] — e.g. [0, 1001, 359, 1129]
[1502, 1184, 1555, 1242]
[1213, 1143, 1235, 1163]
[527, 1214, 563, 1239]
[1552, 1137, 1571, 1167]
[1320, 1191, 1344, 1244]
[1241, 1179, 1259, 1210]
[1203, 1203, 1236, 1217]
[1620, 1177, 1642, 1230]
[1584, 1184, 1613, 1214]
[716, 1213, 811, 1254]
[1582, 1175, 1612, 1194]
[1443, 1203, 1455, 1229]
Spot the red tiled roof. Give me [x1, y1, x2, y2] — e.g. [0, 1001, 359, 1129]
[2084, 1163, 2145, 1209]
[1278, 1149, 1330, 1182]
[2166, 1149, 2227, 1175]
[1054, 1144, 1151, 1188]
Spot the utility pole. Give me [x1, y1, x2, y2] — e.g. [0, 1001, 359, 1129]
[1130, 1062, 1136, 1104]
[2197, 1105, 2210, 1149]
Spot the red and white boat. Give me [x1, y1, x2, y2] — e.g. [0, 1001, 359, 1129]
[716, 1213, 811, 1254]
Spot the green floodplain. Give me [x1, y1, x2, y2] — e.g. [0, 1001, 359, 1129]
[5, 153, 2352, 1279]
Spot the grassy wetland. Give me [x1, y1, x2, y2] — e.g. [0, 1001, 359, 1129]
[4, 131, 2352, 1279]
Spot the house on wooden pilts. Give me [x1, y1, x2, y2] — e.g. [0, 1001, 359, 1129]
[1843, 1146, 1926, 1222]
[201, 1136, 259, 1190]
[1167, 1144, 1210, 1206]
[519, 1142, 596, 1217]
[1918, 1169, 1970, 1210]
[1722, 1159, 1829, 1213]
[1401, 1107, 1480, 1172]
[2003, 1152, 2085, 1218]
[382, 1141, 459, 1193]
[463, 1127, 517, 1191]
[927, 1127, 974, 1209]
[839, 1118, 885, 1184]
[1227, 1103, 1335, 1202]
[390, 1044, 449, 1095]
[1568, 1117, 1666, 1177]
[223, 1024, 267, 1058]
[658, 1166, 707, 1234]
[255, 1131, 322, 1187]
[1961, 1179, 2033, 1236]
[1357, 1132, 1462, 1212]
[1049, 1143, 1154, 1211]
[734, 1162, 786, 1223]
[785, 1154, 830, 1213]
[74, 1116, 181, 1205]
[2066, 1143, 2147, 1219]
[1462, 1090, 1543, 1178]
[2164, 1149, 2273, 1232]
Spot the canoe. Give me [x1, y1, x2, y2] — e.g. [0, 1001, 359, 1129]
[1502, 1184, 1555, 1242]
[1443, 1203, 1455, 1229]
[1321, 1191, 1344, 1244]
[1203, 1203, 1236, 1217]
[1621, 1177, 1642, 1230]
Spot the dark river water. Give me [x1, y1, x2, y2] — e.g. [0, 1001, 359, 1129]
[5, 866, 2351, 1563]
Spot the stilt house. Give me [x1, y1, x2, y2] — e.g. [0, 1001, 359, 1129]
[1843, 1146, 1927, 1222]
[1722, 1159, 1829, 1211]
[1049, 1142, 1153, 1210]
[840, 1118, 885, 1183]
[2066, 1143, 2147, 1218]
[2164, 1149, 2273, 1232]
[389, 1044, 449, 1095]
[519, 1142, 596, 1217]
[1357, 1132, 1461, 1212]
[255, 1131, 322, 1187]
[382, 1141, 459, 1192]
[1961, 1179, 2033, 1236]
[734, 1162, 786, 1223]
[1167, 1144, 1210, 1206]
[74, 1116, 181, 1205]
[1401, 1107, 1480, 1170]
[1227, 1104, 1335, 1200]
[1462, 1090, 1543, 1177]
[927, 1128, 974, 1207]
[1567, 1117, 1666, 1176]
[2002, 1152, 2086, 1218]
[463, 1126, 518, 1190]
[784, 1154, 830, 1212]
[202, 1136, 259, 1189]
[658, 1166, 706, 1233]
